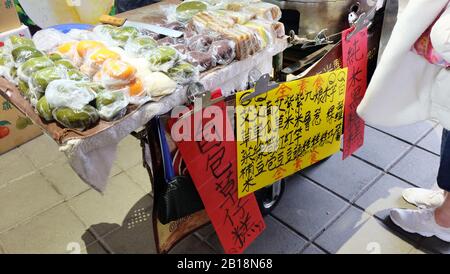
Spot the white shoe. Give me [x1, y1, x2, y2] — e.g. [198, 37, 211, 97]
[390, 208, 450, 242]
[402, 188, 445, 209]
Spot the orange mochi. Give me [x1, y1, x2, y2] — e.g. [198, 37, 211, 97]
[76, 40, 105, 58]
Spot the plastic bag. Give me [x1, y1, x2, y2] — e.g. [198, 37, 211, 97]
[124, 36, 158, 57]
[93, 59, 137, 90]
[167, 61, 199, 84]
[17, 56, 54, 82]
[4, 36, 35, 52]
[55, 42, 83, 67]
[186, 34, 213, 52]
[146, 46, 180, 72]
[245, 2, 282, 21]
[80, 47, 121, 77]
[209, 39, 236, 65]
[36, 96, 54, 122]
[0, 51, 16, 83]
[45, 79, 97, 110]
[222, 24, 262, 60]
[142, 71, 177, 98]
[175, 1, 209, 23]
[244, 19, 276, 49]
[29, 66, 68, 98]
[53, 105, 99, 131]
[186, 51, 216, 72]
[95, 90, 129, 121]
[32, 29, 74, 52]
[11, 46, 44, 67]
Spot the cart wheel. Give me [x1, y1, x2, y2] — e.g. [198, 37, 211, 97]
[255, 179, 285, 216]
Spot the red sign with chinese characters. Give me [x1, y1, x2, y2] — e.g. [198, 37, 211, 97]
[342, 27, 368, 159]
[170, 100, 265, 254]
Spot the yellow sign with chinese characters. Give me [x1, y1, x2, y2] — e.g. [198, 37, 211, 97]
[236, 68, 348, 198]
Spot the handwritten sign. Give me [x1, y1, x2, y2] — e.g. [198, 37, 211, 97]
[342, 27, 368, 159]
[171, 100, 265, 254]
[236, 69, 348, 198]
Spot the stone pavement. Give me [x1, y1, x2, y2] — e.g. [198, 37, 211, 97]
[0, 120, 448, 254]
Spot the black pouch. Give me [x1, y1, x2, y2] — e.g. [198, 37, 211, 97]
[155, 116, 205, 225]
[157, 175, 205, 225]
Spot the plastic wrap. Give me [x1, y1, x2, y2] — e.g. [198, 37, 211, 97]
[54, 59, 76, 70]
[273, 22, 285, 38]
[93, 59, 136, 90]
[11, 46, 45, 66]
[111, 26, 140, 47]
[4, 36, 35, 52]
[146, 46, 180, 72]
[0, 51, 16, 83]
[32, 29, 74, 52]
[173, 44, 188, 54]
[36, 96, 54, 122]
[245, 2, 282, 21]
[53, 105, 100, 131]
[176, 1, 209, 22]
[192, 10, 236, 34]
[55, 42, 84, 67]
[222, 24, 262, 60]
[244, 19, 276, 49]
[124, 36, 157, 57]
[67, 69, 90, 82]
[167, 61, 199, 84]
[163, 21, 186, 32]
[142, 71, 177, 98]
[66, 29, 102, 42]
[17, 56, 54, 82]
[29, 66, 68, 96]
[96, 90, 129, 121]
[80, 47, 121, 77]
[186, 34, 213, 52]
[186, 51, 217, 72]
[45, 79, 97, 110]
[209, 39, 236, 65]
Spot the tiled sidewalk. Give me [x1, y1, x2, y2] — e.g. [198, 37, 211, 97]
[0, 120, 447, 254]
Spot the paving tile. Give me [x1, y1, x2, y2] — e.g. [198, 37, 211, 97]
[0, 172, 63, 232]
[301, 244, 326, 254]
[115, 136, 143, 171]
[419, 237, 450, 254]
[79, 241, 109, 254]
[0, 148, 36, 187]
[169, 235, 216, 254]
[389, 147, 440, 189]
[244, 215, 308, 254]
[315, 206, 371, 253]
[125, 163, 152, 193]
[417, 124, 443, 155]
[335, 217, 415, 254]
[271, 175, 348, 240]
[408, 248, 428, 254]
[40, 161, 90, 200]
[110, 164, 123, 177]
[355, 174, 416, 220]
[354, 127, 411, 170]
[0, 204, 92, 254]
[68, 173, 149, 237]
[370, 121, 435, 144]
[100, 194, 154, 254]
[302, 152, 382, 201]
[194, 224, 215, 241]
[19, 135, 66, 169]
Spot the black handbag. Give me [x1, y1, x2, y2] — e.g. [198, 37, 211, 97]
[156, 116, 204, 225]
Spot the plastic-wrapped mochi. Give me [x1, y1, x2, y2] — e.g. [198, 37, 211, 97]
[146, 46, 179, 72]
[53, 105, 99, 131]
[45, 79, 97, 110]
[96, 90, 129, 121]
[17, 56, 54, 82]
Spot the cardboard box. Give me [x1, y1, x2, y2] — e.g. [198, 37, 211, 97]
[0, 24, 31, 47]
[0, 96, 42, 155]
[0, 0, 21, 33]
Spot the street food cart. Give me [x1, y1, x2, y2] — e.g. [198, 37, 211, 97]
[0, 0, 386, 253]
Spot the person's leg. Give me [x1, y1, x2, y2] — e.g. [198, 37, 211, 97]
[390, 128, 450, 242]
[435, 129, 450, 227]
